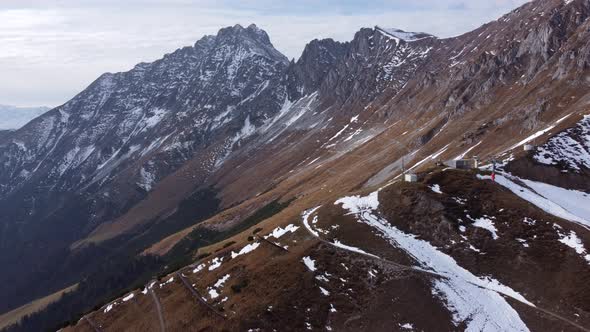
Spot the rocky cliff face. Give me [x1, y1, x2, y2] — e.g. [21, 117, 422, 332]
[0, 24, 288, 200]
[0, 23, 291, 312]
[286, 38, 349, 100]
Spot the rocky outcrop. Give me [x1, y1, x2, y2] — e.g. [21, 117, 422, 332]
[286, 38, 349, 100]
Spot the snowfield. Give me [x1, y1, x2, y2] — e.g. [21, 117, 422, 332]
[521, 178, 590, 226]
[477, 173, 590, 229]
[533, 115, 590, 171]
[231, 242, 260, 259]
[375, 26, 434, 43]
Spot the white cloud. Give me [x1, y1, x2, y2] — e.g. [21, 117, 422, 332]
[0, 1, 529, 107]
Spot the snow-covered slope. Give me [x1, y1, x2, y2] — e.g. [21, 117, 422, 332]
[478, 173, 590, 230]
[534, 115, 590, 172]
[375, 26, 435, 42]
[335, 191, 532, 331]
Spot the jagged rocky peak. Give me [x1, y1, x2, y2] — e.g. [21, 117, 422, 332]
[375, 26, 436, 42]
[285, 24, 438, 101]
[214, 23, 288, 62]
[246, 23, 273, 43]
[193, 34, 216, 50]
[0, 22, 291, 203]
[286, 38, 349, 99]
[310, 25, 438, 107]
[0, 22, 296, 303]
[127, 23, 286, 75]
[218, 23, 270, 42]
[347, 26, 436, 57]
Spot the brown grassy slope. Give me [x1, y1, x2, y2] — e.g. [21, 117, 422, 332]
[378, 170, 590, 329]
[67, 168, 590, 331]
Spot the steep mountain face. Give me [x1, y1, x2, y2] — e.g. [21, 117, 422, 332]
[3, 0, 590, 331]
[286, 38, 349, 100]
[0, 21, 443, 321]
[0, 24, 287, 201]
[534, 115, 590, 171]
[0, 23, 290, 312]
[329, 27, 435, 105]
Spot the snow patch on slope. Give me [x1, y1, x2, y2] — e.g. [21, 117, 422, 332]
[302, 256, 317, 272]
[208, 273, 231, 300]
[533, 115, 590, 171]
[137, 165, 156, 191]
[478, 173, 590, 229]
[375, 26, 434, 42]
[429, 184, 443, 194]
[265, 224, 299, 239]
[556, 229, 590, 264]
[335, 191, 532, 331]
[507, 114, 572, 152]
[467, 215, 499, 240]
[230, 242, 260, 259]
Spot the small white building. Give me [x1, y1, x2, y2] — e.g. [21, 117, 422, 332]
[444, 159, 477, 169]
[524, 144, 534, 151]
[404, 173, 418, 182]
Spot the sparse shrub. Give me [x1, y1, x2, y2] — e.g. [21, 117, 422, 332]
[231, 279, 249, 293]
[223, 241, 236, 248]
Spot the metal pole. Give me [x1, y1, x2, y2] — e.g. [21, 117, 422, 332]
[393, 138, 408, 176]
[491, 158, 496, 182]
[402, 156, 405, 175]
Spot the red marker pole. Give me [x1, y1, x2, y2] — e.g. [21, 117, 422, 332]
[491, 159, 496, 182]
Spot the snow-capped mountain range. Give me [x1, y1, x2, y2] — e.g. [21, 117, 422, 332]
[2, 0, 590, 331]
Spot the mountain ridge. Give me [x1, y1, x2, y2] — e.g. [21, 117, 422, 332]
[2, 0, 590, 330]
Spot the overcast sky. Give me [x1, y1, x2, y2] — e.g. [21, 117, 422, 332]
[0, 0, 529, 107]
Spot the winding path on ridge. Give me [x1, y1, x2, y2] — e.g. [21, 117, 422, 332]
[149, 286, 166, 332]
[177, 273, 227, 319]
[300, 206, 590, 332]
[82, 316, 102, 332]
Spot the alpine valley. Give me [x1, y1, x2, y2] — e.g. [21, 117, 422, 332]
[2, 0, 590, 331]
